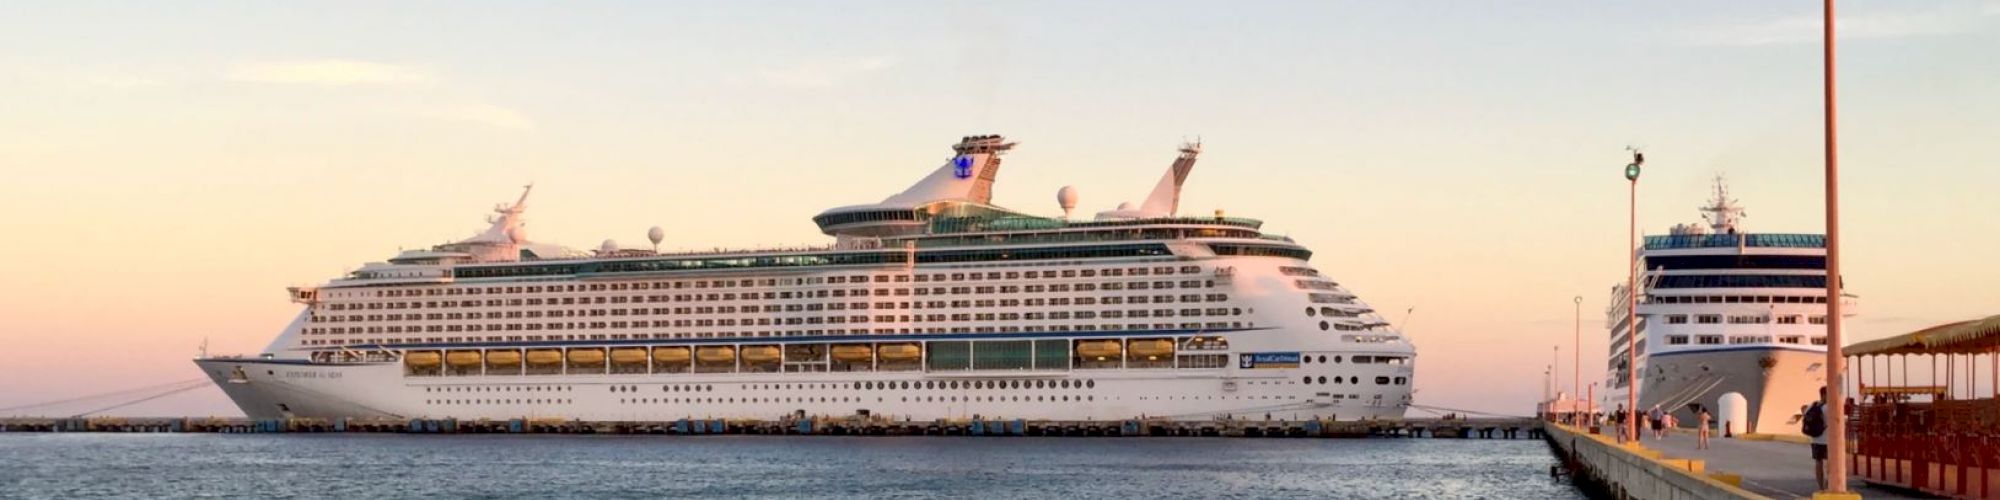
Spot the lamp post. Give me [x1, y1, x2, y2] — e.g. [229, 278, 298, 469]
[1574, 295, 1583, 408]
[1821, 0, 1849, 492]
[1553, 345, 1561, 400]
[1624, 149, 1644, 445]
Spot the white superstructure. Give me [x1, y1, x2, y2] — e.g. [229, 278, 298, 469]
[1602, 177, 1856, 433]
[197, 135, 1416, 423]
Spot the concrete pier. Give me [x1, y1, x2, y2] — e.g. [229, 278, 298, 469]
[1546, 422, 1925, 499]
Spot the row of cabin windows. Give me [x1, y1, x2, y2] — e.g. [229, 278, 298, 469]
[353, 265, 1209, 299]
[297, 321, 1252, 347]
[306, 308, 1245, 335]
[1662, 314, 1828, 325]
[322, 278, 1217, 311]
[1664, 334, 1829, 346]
[1648, 295, 1829, 305]
[313, 294, 1235, 325]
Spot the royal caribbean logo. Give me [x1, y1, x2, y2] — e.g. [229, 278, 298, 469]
[952, 155, 974, 179]
[1239, 352, 1302, 369]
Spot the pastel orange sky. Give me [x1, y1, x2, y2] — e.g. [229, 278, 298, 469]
[2, 1, 1996, 417]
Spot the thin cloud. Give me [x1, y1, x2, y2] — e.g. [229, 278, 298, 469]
[1680, 6, 1990, 47]
[753, 56, 897, 88]
[227, 59, 435, 86]
[420, 102, 535, 131]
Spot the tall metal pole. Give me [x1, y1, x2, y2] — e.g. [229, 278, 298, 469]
[1821, 0, 1848, 493]
[1553, 345, 1561, 399]
[1574, 295, 1583, 411]
[1625, 155, 1642, 444]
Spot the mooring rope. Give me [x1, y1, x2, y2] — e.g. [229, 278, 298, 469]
[0, 377, 209, 414]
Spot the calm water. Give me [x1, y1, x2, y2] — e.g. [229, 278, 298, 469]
[0, 434, 1581, 499]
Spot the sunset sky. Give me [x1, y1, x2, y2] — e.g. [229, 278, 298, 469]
[3, 1, 1997, 417]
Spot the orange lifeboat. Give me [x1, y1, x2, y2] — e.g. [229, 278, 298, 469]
[877, 343, 921, 362]
[1127, 339, 1175, 360]
[526, 349, 563, 365]
[404, 351, 442, 367]
[484, 350, 522, 367]
[445, 351, 484, 367]
[610, 348, 648, 365]
[1076, 340, 1122, 360]
[741, 345, 782, 364]
[566, 348, 606, 365]
[696, 346, 737, 365]
[652, 346, 692, 364]
[831, 344, 874, 362]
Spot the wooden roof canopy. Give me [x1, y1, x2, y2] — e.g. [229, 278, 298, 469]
[1846, 314, 2000, 356]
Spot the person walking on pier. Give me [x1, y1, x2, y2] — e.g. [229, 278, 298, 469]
[1612, 404, 1628, 443]
[1803, 387, 1830, 489]
[1647, 405, 1665, 440]
[1696, 406, 1712, 450]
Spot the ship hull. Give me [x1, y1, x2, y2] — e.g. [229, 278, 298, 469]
[1609, 346, 1825, 435]
[196, 343, 1411, 423]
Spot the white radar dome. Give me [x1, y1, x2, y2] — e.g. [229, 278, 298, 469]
[599, 239, 619, 254]
[647, 226, 665, 247]
[1057, 186, 1079, 218]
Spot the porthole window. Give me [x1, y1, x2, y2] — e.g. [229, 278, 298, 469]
[1319, 355, 1327, 364]
[1318, 376, 1328, 384]
[1303, 376, 1312, 384]
[1303, 356, 1312, 365]
[1319, 321, 1329, 331]
[1086, 380, 1095, 389]
[1305, 307, 1316, 317]
[1334, 356, 1342, 363]
[1351, 376, 1358, 384]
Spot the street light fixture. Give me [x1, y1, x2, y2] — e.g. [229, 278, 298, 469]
[1624, 148, 1643, 445]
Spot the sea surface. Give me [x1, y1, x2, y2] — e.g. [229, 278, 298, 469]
[0, 434, 1582, 499]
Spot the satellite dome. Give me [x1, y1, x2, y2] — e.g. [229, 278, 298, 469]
[1057, 186, 1079, 218]
[599, 239, 619, 254]
[1116, 201, 1134, 211]
[647, 226, 665, 246]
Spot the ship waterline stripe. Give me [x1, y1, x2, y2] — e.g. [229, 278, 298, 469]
[306, 326, 1275, 352]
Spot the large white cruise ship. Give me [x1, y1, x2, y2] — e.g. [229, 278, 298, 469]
[195, 135, 1416, 423]
[1601, 178, 1855, 434]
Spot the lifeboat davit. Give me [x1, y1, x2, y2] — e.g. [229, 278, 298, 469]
[741, 345, 782, 364]
[404, 351, 442, 367]
[610, 348, 648, 365]
[653, 346, 692, 364]
[831, 344, 874, 362]
[526, 349, 563, 365]
[567, 348, 606, 365]
[877, 343, 921, 361]
[485, 350, 522, 366]
[1127, 339, 1175, 360]
[1076, 340, 1123, 360]
[445, 351, 483, 367]
[696, 346, 737, 364]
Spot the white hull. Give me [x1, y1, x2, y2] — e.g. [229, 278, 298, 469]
[198, 330, 1412, 422]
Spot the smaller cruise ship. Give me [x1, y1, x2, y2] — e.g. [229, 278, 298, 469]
[1602, 178, 1856, 434]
